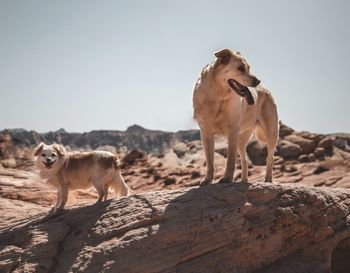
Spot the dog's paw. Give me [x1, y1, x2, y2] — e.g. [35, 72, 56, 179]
[199, 180, 213, 186]
[50, 206, 64, 214]
[218, 177, 233, 184]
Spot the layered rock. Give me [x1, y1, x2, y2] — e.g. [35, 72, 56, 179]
[1, 183, 350, 273]
[0, 126, 200, 155]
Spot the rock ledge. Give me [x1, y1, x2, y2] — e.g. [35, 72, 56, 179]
[1, 183, 350, 273]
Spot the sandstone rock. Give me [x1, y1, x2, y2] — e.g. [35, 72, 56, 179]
[1, 183, 350, 273]
[319, 137, 334, 154]
[297, 131, 322, 144]
[284, 134, 316, 154]
[333, 138, 350, 152]
[273, 156, 284, 165]
[121, 150, 146, 167]
[0, 159, 17, 168]
[0, 126, 201, 155]
[161, 150, 182, 167]
[315, 147, 326, 158]
[0, 168, 98, 208]
[0, 197, 48, 229]
[308, 153, 316, 162]
[214, 141, 228, 158]
[246, 140, 267, 165]
[313, 165, 330, 174]
[279, 122, 294, 138]
[298, 154, 309, 163]
[173, 142, 188, 158]
[96, 145, 117, 154]
[186, 141, 202, 154]
[277, 140, 303, 159]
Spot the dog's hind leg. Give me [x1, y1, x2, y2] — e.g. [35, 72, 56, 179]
[200, 131, 215, 186]
[93, 180, 105, 203]
[238, 129, 254, 182]
[258, 98, 279, 182]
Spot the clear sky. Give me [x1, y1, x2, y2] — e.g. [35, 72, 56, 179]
[1, 0, 350, 133]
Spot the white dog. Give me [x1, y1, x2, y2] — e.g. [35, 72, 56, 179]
[193, 49, 279, 185]
[35, 143, 130, 211]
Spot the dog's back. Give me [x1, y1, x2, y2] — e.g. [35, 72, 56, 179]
[61, 151, 120, 190]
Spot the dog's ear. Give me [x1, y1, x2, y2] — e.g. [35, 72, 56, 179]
[214, 49, 232, 65]
[34, 143, 44, 156]
[53, 144, 66, 156]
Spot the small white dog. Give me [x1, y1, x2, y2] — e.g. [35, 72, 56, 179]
[35, 143, 130, 211]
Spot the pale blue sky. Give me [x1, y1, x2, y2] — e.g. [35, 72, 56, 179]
[1, 0, 349, 133]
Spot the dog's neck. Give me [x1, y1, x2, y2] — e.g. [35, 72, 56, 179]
[197, 63, 239, 102]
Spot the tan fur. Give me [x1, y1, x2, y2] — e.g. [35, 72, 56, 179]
[193, 49, 279, 184]
[35, 143, 129, 211]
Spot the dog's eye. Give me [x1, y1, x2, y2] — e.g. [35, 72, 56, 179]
[51, 153, 57, 157]
[237, 65, 245, 73]
[41, 154, 46, 157]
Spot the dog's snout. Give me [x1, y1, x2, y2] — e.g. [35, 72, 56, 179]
[46, 158, 52, 163]
[253, 78, 261, 87]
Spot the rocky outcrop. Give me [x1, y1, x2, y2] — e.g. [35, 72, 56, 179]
[2, 122, 350, 190]
[1, 182, 350, 273]
[1, 123, 349, 169]
[0, 126, 200, 155]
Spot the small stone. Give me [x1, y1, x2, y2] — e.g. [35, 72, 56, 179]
[173, 143, 188, 158]
[279, 122, 294, 138]
[308, 153, 316, 162]
[314, 147, 325, 158]
[277, 140, 302, 159]
[313, 165, 329, 175]
[319, 137, 334, 153]
[284, 134, 316, 154]
[298, 154, 309, 163]
[163, 177, 176, 186]
[191, 171, 201, 179]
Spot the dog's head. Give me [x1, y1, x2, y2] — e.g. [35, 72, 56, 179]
[214, 49, 260, 105]
[34, 142, 66, 172]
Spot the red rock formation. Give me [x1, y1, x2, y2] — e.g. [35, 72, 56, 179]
[1, 183, 350, 273]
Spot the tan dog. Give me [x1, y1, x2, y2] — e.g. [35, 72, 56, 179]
[35, 143, 130, 211]
[193, 49, 279, 185]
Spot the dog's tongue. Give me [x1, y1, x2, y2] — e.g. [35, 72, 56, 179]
[244, 89, 255, 105]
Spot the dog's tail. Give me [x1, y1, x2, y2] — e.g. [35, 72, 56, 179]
[110, 168, 130, 197]
[255, 123, 266, 143]
[110, 156, 130, 197]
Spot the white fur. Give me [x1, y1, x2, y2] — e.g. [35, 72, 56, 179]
[35, 143, 130, 211]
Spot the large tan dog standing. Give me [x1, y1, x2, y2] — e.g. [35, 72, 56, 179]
[193, 49, 279, 185]
[35, 143, 130, 211]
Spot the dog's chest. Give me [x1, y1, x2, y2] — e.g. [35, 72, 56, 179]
[196, 99, 242, 135]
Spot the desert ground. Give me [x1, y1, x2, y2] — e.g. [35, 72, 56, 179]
[1, 123, 350, 272]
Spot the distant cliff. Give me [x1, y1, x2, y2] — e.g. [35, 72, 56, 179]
[0, 125, 200, 154]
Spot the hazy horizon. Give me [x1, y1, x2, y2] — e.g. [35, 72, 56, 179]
[1, 1, 350, 134]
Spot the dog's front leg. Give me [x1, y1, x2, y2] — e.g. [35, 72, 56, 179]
[54, 187, 62, 209]
[219, 132, 239, 183]
[200, 131, 215, 186]
[56, 184, 68, 211]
